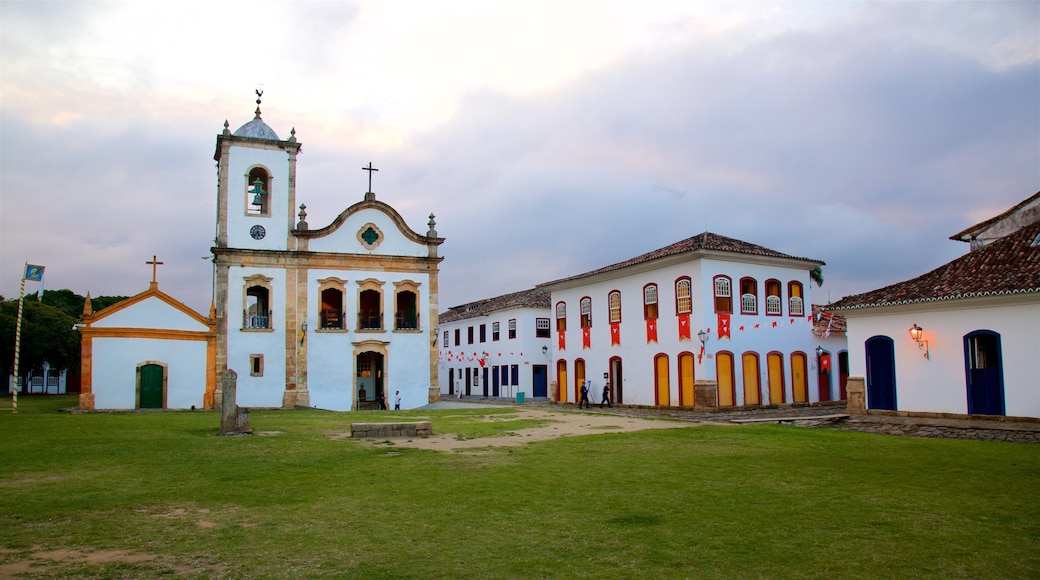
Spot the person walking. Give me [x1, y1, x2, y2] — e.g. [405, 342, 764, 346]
[578, 380, 590, 409]
[394, 390, 402, 410]
[601, 383, 611, 408]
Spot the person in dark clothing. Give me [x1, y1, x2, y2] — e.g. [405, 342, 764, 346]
[578, 381, 590, 409]
[601, 383, 611, 408]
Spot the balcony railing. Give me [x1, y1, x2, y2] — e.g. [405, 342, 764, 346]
[395, 313, 418, 330]
[358, 312, 382, 330]
[244, 310, 272, 329]
[321, 309, 343, 329]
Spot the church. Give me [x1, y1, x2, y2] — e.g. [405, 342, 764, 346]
[79, 96, 445, 411]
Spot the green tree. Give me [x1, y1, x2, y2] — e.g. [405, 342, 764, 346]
[0, 298, 80, 387]
[40, 289, 128, 319]
[810, 266, 824, 287]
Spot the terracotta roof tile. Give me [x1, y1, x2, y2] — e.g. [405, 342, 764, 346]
[829, 221, 1040, 311]
[811, 304, 847, 335]
[440, 287, 551, 323]
[539, 232, 824, 288]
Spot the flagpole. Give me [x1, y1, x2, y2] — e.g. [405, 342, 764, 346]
[12, 263, 28, 413]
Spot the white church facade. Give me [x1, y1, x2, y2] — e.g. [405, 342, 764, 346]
[211, 101, 445, 411]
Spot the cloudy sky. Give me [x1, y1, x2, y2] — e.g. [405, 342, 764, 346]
[2, 1, 1037, 314]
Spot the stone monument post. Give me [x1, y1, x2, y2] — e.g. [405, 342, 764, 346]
[220, 369, 252, 435]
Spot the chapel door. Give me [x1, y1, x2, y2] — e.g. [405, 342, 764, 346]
[865, 336, 897, 411]
[139, 364, 163, 409]
[965, 331, 1005, 416]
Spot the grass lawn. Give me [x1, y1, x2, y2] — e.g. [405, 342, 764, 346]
[1, 395, 1037, 579]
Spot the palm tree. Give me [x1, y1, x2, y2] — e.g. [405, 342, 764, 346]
[810, 266, 824, 287]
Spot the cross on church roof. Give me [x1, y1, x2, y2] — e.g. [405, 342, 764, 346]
[362, 162, 379, 194]
[146, 255, 164, 288]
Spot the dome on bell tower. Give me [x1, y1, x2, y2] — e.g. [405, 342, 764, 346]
[233, 107, 280, 140]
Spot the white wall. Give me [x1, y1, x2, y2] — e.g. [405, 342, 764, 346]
[844, 296, 1040, 418]
[92, 337, 208, 409]
[94, 297, 208, 331]
[307, 207, 429, 257]
[226, 265, 286, 408]
[226, 146, 292, 251]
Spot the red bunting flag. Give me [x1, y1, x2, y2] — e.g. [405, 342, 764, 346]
[678, 313, 691, 340]
[772, 321, 777, 328]
[717, 313, 731, 340]
[820, 353, 832, 374]
[558, 330, 566, 351]
[754, 323, 760, 329]
[646, 320, 658, 344]
[739, 325, 744, 332]
[610, 322, 620, 346]
[582, 327, 591, 349]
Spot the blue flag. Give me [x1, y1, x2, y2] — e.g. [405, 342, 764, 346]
[24, 264, 45, 281]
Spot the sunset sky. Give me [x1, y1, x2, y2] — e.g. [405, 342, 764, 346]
[2, 1, 1037, 314]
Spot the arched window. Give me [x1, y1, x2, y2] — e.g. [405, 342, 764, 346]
[246, 166, 271, 216]
[556, 301, 567, 332]
[740, 277, 758, 315]
[393, 280, 421, 331]
[318, 277, 347, 330]
[243, 274, 273, 330]
[356, 279, 385, 331]
[608, 290, 621, 323]
[644, 284, 659, 320]
[675, 277, 692, 315]
[788, 281, 804, 316]
[713, 275, 732, 313]
[765, 279, 782, 315]
[580, 297, 592, 328]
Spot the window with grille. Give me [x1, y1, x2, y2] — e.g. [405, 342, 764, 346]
[443, 330, 448, 348]
[788, 282, 804, 316]
[675, 278, 691, 315]
[713, 276, 732, 313]
[580, 297, 592, 328]
[765, 280, 781, 315]
[536, 318, 550, 338]
[644, 284, 659, 320]
[608, 291, 621, 323]
[740, 278, 758, 314]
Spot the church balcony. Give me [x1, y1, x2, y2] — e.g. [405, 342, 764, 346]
[244, 311, 271, 330]
[358, 313, 383, 331]
[320, 309, 343, 330]
[395, 313, 418, 330]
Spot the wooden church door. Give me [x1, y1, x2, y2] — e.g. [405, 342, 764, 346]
[139, 364, 164, 409]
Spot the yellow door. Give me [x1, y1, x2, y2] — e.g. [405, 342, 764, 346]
[557, 361, 568, 402]
[679, 353, 695, 406]
[792, 353, 808, 403]
[656, 355, 670, 406]
[717, 353, 734, 406]
[743, 353, 760, 405]
[768, 353, 784, 404]
[574, 359, 585, 402]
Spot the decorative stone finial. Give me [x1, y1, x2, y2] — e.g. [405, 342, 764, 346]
[296, 204, 309, 230]
[427, 213, 438, 237]
[222, 120, 231, 136]
[289, 127, 297, 143]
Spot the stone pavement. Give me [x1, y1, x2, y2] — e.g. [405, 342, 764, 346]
[436, 397, 1040, 443]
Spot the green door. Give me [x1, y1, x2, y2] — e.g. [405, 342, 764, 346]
[140, 364, 163, 409]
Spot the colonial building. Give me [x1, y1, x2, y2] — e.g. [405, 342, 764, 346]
[829, 192, 1040, 419]
[211, 99, 444, 411]
[437, 288, 552, 400]
[540, 232, 827, 407]
[76, 266, 216, 410]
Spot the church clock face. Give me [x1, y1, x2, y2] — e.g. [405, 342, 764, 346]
[250, 224, 266, 240]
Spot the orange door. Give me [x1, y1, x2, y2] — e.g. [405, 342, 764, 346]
[768, 353, 784, 404]
[556, 360, 568, 402]
[655, 354, 670, 406]
[679, 353, 695, 406]
[743, 353, 760, 405]
[792, 353, 808, 403]
[717, 353, 734, 406]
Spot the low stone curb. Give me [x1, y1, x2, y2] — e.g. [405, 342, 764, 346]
[351, 421, 433, 438]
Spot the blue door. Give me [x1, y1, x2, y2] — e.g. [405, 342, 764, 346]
[532, 365, 548, 398]
[492, 366, 500, 397]
[964, 330, 1005, 416]
[865, 336, 897, 411]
